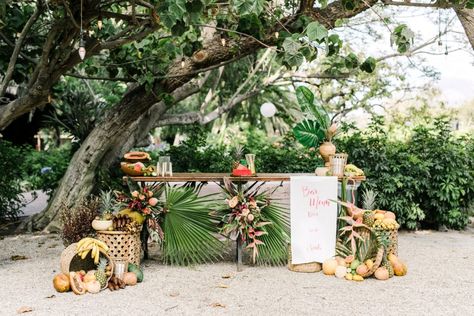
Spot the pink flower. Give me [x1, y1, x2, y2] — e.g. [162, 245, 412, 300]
[131, 191, 139, 198]
[148, 191, 153, 197]
[143, 207, 151, 215]
[139, 194, 146, 201]
[148, 197, 158, 206]
[242, 208, 250, 216]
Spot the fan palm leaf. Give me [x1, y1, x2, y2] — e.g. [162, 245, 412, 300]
[161, 187, 224, 265]
[255, 201, 290, 266]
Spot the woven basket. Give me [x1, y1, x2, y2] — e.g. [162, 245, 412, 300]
[96, 230, 141, 266]
[387, 228, 398, 256]
[60, 243, 114, 290]
[287, 246, 322, 273]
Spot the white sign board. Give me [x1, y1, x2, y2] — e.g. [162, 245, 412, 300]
[290, 176, 338, 264]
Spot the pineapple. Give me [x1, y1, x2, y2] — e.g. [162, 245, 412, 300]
[362, 190, 377, 227]
[99, 190, 115, 220]
[232, 145, 244, 169]
[363, 211, 375, 227]
[95, 258, 108, 288]
[362, 189, 377, 210]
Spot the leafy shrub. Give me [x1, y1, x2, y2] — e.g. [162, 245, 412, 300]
[336, 117, 474, 229]
[22, 144, 72, 196]
[154, 129, 322, 173]
[0, 140, 26, 219]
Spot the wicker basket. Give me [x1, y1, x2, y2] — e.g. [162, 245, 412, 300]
[96, 230, 141, 266]
[387, 228, 398, 256]
[287, 246, 322, 273]
[60, 243, 114, 290]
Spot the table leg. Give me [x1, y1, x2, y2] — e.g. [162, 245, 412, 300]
[141, 223, 149, 260]
[236, 237, 243, 272]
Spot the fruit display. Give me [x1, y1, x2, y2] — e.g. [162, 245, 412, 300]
[344, 164, 364, 177]
[330, 189, 407, 282]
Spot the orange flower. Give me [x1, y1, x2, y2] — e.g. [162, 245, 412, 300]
[131, 191, 139, 198]
[143, 208, 151, 215]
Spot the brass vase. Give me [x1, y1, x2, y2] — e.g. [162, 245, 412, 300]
[319, 141, 336, 167]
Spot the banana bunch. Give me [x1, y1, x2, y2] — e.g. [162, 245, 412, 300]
[344, 164, 364, 177]
[373, 218, 400, 230]
[76, 237, 110, 264]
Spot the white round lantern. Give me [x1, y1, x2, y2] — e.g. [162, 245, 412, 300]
[260, 102, 277, 118]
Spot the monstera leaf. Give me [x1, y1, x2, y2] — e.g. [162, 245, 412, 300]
[293, 119, 326, 148]
[295, 86, 330, 129]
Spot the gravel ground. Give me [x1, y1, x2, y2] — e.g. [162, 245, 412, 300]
[1, 229, 474, 316]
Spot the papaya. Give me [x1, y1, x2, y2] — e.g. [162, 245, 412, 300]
[69, 272, 86, 295]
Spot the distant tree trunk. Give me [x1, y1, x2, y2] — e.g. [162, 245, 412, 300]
[456, 8, 474, 50]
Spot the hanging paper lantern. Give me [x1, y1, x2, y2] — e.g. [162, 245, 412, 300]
[260, 102, 277, 118]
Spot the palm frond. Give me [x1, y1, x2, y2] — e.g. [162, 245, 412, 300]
[255, 201, 290, 266]
[161, 187, 224, 265]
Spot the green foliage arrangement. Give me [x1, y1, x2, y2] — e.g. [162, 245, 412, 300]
[336, 117, 474, 230]
[0, 140, 25, 220]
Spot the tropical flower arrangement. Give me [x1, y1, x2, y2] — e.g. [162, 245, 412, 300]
[221, 194, 271, 263]
[115, 185, 165, 241]
[218, 179, 290, 265]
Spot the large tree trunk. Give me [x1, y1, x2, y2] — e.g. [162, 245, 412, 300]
[27, 85, 156, 231]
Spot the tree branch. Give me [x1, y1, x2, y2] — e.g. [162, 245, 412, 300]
[64, 73, 135, 82]
[382, 0, 462, 9]
[0, 3, 41, 97]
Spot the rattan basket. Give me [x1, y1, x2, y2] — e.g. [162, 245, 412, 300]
[386, 228, 398, 256]
[287, 246, 322, 273]
[60, 242, 114, 290]
[96, 230, 141, 266]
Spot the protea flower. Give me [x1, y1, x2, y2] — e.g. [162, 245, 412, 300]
[228, 196, 239, 208]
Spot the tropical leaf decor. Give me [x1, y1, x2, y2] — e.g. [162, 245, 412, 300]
[160, 187, 224, 265]
[217, 179, 290, 265]
[293, 86, 338, 148]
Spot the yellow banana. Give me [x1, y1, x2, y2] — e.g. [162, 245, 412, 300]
[94, 239, 109, 251]
[77, 239, 93, 253]
[76, 237, 92, 249]
[94, 239, 109, 253]
[80, 248, 91, 259]
[93, 245, 100, 264]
